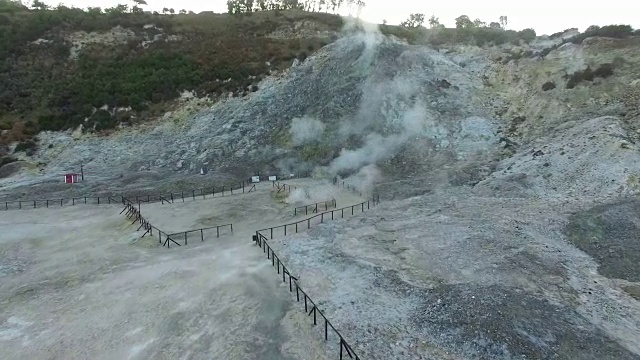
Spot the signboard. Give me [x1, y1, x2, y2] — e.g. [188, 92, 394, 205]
[251, 176, 260, 183]
[268, 176, 276, 181]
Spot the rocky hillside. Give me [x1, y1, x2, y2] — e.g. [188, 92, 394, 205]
[0, 6, 639, 203]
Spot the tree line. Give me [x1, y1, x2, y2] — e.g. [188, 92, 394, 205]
[400, 13, 509, 30]
[225, 0, 366, 15]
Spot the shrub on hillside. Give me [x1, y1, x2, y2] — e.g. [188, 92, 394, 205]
[565, 63, 614, 89]
[14, 139, 37, 153]
[537, 25, 635, 59]
[568, 25, 634, 44]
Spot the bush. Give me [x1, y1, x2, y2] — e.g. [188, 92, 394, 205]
[91, 109, 117, 131]
[565, 63, 614, 89]
[538, 24, 635, 59]
[568, 25, 634, 44]
[14, 139, 37, 153]
[541, 81, 556, 91]
[518, 28, 537, 43]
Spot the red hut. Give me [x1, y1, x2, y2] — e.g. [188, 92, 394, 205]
[64, 173, 81, 184]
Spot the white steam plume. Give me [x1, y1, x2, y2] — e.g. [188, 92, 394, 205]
[289, 116, 326, 146]
[329, 103, 427, 174]
[287, 183, 339, 205]
[343, 164, 382, 193]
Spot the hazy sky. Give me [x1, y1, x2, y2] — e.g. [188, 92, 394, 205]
[45, 0, 639, 35]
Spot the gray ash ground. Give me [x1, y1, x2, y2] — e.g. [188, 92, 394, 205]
[565, 199, 640, 282]
[269, 188, 640, 359]
[415, 284, 636, 359]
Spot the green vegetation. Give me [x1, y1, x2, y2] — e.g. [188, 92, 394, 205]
[539, 25, 636, 58]
[564, 63, 614, 89]
[0, 3, 343, 165]
[225, 0, 365, 15]
[388, 14, 536, 47]
[541, 81, 556, 91]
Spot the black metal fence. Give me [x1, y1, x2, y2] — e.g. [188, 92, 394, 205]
[253, 232, 360, 360]
[1, 181, 256, 211]
[120, 202, 172, 245]
[294, 199, 337, 216]
[339, 181, 363, 197]
[2, 195, 125, 211]
[162, 224, 234, 248]
[119, 200, 233, 248]
[259, 195, 380, 240]
[144, 182, 256, 205]
[273, 181, 297, 193]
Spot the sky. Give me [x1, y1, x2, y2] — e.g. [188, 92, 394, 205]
[40, 0, 640, 35]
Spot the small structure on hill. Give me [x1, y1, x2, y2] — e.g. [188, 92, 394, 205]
[64, 173, 81, 184]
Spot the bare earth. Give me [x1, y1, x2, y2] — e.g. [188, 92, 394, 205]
[269, 188, 640, 360]
[0, 179, 361, 360]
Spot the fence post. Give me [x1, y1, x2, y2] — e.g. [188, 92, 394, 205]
[33, 200, 36, 208]
[47, 200, 49, 207]
[97, 197, 100, 205]
[19, 201, 21, 209]
[321, 213, 324, 223]
[201, 229, 204, 241]
[295, 208, 297, 216]
[84, 197, 87, 204]
[182, 191, 184, 202]
[342, 208, 344, 218]
[217, 227, 220, 238]
[307, 219, 310, 229]
[192, 190, 195, 201]
[60, 199, 63, 206]
[325, 319, 328, 340]
[184, 232, 187, 245]
[284, 225, 287, 236]
[201, 189, 205, 199]
[362, 203, 364, 212]
[270, 227, 273, 239]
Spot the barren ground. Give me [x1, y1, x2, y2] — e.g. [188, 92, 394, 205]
[0, 179, 363, 360]
[270, 188, 640, 360]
